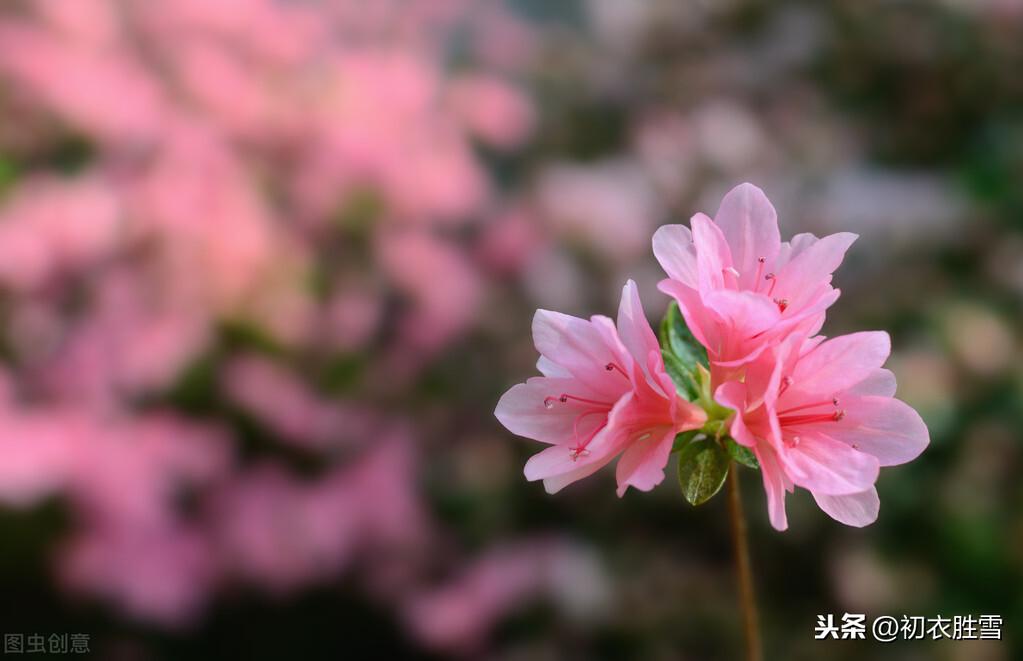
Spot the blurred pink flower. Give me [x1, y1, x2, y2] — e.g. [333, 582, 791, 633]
[378, 230, 482, 354]
[0, 175, 121, 292]
[448, 74, 535, 149]
[403, 539, 609, 654]
[222, 355, 371, 451]
[654, 182, 857, 384]
[537, 160, 663, 262]
[60, 521, 217, 627]
[213, 434, 425, 594]
[715, 332, 929, 530]
[496, 281, 705, 495]
[0, 18, 165, 145]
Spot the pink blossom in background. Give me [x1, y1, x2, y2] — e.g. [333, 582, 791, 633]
[0, 176, 121, 292]
[0, 0, 558, 640]
[496, 281, 706, 495]
[537, 160, 664, 263]
[654, 182, 857, 385]
[378, 230, 482, 355]
[221, 355, 371, 451]
[448, 74, 535, 149]
[715, 332, 929, 530]
[403, 540, 610, 655]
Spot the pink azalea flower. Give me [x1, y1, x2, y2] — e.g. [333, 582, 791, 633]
[714, 331, 929, 530]
[495, 281, 706, 496]
[653, 183, 858, 384]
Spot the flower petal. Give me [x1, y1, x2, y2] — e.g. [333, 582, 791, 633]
[523, 392, 632, 491]
[614, 427, 676, 497]
[813, 488, 879, 527]
[653, 224, 698, 289]
[703, 289, 781, 340]
[691, 212, 733, 292]
[825, 395, 929, 466]
[780, 432, 880, 495]
[775, 232, 818, 269]
[715, 381, 757, 448]
[713, 183, 781, 290]
[658, 278, 719, 353]
[774, 232, 857, 304]
[845, 368, 897, 397]
[532, 309, 624, 397]
[616, 280, 660, 381]
[755, 444, 789, 531]
[786, 332, 891, 400]
[496, 378, 577, 444]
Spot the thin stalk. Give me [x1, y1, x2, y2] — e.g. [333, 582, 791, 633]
[727, 462, 762, 661]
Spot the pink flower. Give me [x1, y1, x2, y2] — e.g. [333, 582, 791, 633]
[654, 183, 858, 384]
[495, 281, 706, 496]
[714, 331, 929, 530]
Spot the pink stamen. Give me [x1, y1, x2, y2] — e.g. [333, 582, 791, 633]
[605, 362, 628, 378]
[569, 418, 608, 460]
[778, 376, 793, 396]
[778, 410, 846, 426]
[753, 257, 766, 291]
[764, 273, 777, 297]
[777, 397, 838, 416]
[572, 409, 606, 440]
[544, 393, 612, 408]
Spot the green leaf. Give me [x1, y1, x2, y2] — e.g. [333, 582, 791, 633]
[671, 430, 704, 453]
[661, 349, 700, 401]
[659, 301, 708, 369]
[659, 302, 708, 401]
[724, 438, 759, 469]
[677, 437, 730, 506]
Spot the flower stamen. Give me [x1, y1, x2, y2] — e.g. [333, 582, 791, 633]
[605, 362, 628, 378]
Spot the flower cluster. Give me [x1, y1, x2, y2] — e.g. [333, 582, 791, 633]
[497, 183, 929, 529]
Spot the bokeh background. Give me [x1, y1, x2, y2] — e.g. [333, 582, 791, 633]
[0, 0, 1019, 659]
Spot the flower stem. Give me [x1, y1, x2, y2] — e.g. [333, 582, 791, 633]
[727, 462, 762, 661]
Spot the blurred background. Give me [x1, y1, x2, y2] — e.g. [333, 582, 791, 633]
[0, 0, 1019, 659]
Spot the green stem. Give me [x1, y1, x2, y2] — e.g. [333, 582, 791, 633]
[727, 463, 762, 661]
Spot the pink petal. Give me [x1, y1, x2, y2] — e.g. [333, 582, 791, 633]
[713, 183, 780, 290]
[703, 289, 781, 339]
[495, 377, 591, 444]
[541, 456, 615, 494]
[715, 381, 757, 448]
[523, 437, 612, 487]
[780, 433, 879, 495]
[523, 393, 633, 491]
[672, 396, 707, 432]
[532, 309, 623, 397]
[652, 224, 697, 289]
[691, 213, 733, 292]
[786, 331, 891, 400]
[825, 395, 929, 466]
[775, 232, 818, 269]
[614, 427, 676, 497]
[845, 368, 897, 397]
[615, 280, 660, 379]
[755, 444, 789, 531]
[773, 232, 857, 302]
[657, 278, 719, 353]
[812, 488, 879, 527]
[536, 355, 570, 378]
